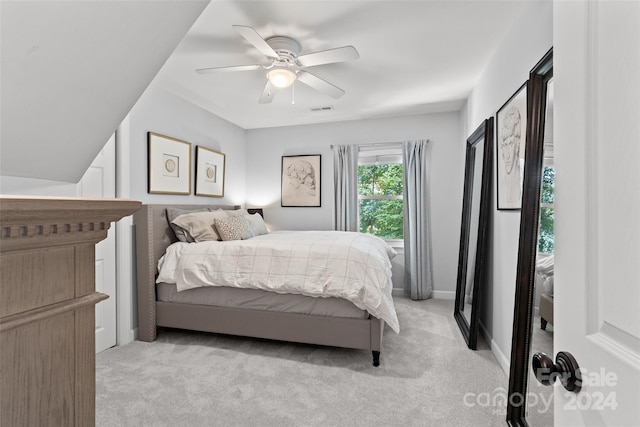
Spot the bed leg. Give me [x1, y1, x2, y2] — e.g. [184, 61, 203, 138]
[372, 351, 380, 367]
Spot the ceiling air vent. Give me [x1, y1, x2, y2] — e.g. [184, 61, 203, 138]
[310, 106, 334, 112]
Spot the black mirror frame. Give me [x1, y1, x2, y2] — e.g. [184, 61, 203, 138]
[506, 48, 553, 426]
[454, 118, 494, 350]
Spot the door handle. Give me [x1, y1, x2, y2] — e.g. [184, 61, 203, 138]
[532, 351, 582, 392]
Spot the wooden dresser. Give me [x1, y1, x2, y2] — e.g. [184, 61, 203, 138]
[0, 196, 141, 426]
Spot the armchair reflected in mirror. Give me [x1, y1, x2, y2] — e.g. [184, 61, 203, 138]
[454, 118, 493, 349]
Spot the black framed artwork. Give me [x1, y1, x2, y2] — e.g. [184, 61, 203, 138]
[496, 82, 527, 210]
[281, 154, 321, 207]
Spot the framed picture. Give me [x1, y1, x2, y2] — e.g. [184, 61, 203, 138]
[281, 154, 321, 207]
[147, 132, 191, 194]
[195, 146, 225, 197]
[496, 82, 527, 210]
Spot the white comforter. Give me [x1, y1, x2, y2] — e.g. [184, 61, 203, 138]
[157, 230, 400, 333]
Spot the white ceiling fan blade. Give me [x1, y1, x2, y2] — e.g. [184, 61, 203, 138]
[297, 71, 345, 99]
[233, 25, 279, 59]
[297, 46, 359, 67]
[258, 80, 276, 104]
[196, 64, 263, 74]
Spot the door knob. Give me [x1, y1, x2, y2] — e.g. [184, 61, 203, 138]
[532, 351, 582, 392]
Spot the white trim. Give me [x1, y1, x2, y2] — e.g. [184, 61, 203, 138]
[479, 319, 510, 375]
[431, 290, 455, 300]
[358, 195, 402, 200]
[392, 288, 406, 297]
[585, 0, 601, 337]
[359, 154, 402, 165]
[357, 142, 403, 151]
[386, 239, 404, 249]
[115, 114, 137, 345]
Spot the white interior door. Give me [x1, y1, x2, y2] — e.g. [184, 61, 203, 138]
[78, 134, 117, 353]
[554, 1, 640, 425]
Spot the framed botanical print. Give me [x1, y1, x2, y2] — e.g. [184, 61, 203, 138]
[281, 154, 321, 207]
[195, 145, 225, 197]
[147, 132, 191, 195]
[496, 82, 527, 210]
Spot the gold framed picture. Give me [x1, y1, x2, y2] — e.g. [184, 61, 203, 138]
[195, 145, 225, 197]
[147, 132, 192, 195]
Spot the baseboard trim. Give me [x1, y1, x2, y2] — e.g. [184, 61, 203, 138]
[478, 319, 510, 376]
[392, 290, 456, 299]
[431, 290, 455, 300]
[392, 288, 405, 297]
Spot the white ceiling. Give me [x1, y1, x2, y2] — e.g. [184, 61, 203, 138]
[152, 0, 525, 130]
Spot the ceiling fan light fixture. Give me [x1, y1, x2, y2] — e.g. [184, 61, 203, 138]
[267, 68, 297, 88]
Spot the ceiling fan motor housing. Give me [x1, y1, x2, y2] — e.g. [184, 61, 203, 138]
[266, 36, 301, 66]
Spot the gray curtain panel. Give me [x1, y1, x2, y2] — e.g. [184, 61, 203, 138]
[403, 140, 434, 300]
[332, 144, 359, 231]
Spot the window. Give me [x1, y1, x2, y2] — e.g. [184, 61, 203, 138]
[357, 151, 403, 240]
[538, 164, 555, 254]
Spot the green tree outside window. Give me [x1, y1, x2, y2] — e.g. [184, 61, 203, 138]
[358, 163, 403, 239]
[538, 166, 555, 253]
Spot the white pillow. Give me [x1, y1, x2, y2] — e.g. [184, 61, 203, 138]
[171, 210, 229, 242]
[214, 216, 254, 241]
[245, 213, 268, 236]
[226, 208, 249, 217]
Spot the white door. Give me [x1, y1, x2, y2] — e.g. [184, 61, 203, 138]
[78, 134, 117, 353]
[554, 1, 640, 425]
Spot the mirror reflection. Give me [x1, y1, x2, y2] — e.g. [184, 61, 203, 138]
[527, 78, 555, 426]
[462, 138, 485, 324]
[454, 118, 493, 350]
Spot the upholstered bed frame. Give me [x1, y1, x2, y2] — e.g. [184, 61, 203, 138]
[134, 204, 385, 366]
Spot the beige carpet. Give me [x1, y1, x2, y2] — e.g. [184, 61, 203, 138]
[96, 298, 513, 426]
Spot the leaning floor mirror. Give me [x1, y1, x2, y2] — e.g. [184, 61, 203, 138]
[454, 118, 494, 349]
[507, 48, 553, 426]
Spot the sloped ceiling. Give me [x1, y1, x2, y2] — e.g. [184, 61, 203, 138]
[152, 1, 525, 129]
[0, 0, 209, 182]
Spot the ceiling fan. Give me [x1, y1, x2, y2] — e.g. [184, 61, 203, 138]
[196, 25, 359, 104]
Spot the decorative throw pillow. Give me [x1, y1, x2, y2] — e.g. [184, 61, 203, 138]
[245, 213, 268, 236]
[171, 210, 229, 242]
[226, 208, 249, 217]
[166, 208, 209, 242]
[214, 216, 255, 241]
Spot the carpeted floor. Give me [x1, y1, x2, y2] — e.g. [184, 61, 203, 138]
[96, 298, 512, 427]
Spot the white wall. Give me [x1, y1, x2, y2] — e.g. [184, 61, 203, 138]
[245, 112, 463, 298]
[127, 84, 247, 206]
[0, 176, 79, 196]
[462, 0, 553, 373]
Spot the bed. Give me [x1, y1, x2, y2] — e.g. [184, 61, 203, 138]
[134, 204, 398, 366]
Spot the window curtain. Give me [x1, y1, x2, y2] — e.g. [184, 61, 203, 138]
[403, 139, 434, 300]
[332, 144, 358, 231]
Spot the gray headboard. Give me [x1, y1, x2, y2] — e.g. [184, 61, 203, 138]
[133, 203, 240, 341]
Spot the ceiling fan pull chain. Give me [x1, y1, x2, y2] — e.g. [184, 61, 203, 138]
[292, 83, 295, 105]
